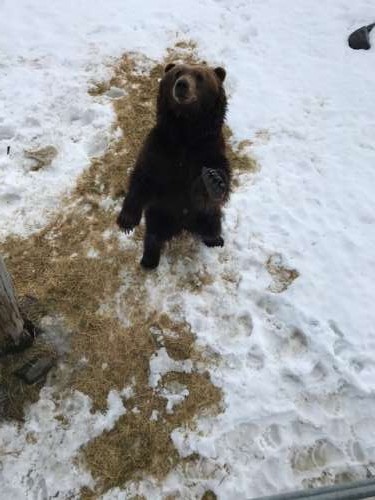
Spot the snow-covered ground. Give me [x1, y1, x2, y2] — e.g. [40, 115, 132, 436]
[1, 0, 375, 498]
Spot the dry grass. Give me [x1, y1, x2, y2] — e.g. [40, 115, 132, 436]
[202, 491, 217, 500]
[84, 370, 221, 491]
[0, 41, 257, 495]
[24, 145, 58, 171]
[266, 253, 300, 293]
[0, 296, 57, 420]
[0, 338, 57, 420]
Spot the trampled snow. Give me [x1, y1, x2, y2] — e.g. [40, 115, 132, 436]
[1, 0, 375, 498]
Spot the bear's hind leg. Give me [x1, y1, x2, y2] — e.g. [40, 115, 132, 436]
[141, 208, 182, 269]
[188, 210, 224, 248]
[141, 233, 164, 269]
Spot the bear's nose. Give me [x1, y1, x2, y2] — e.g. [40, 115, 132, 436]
[175, 77, 189, 97]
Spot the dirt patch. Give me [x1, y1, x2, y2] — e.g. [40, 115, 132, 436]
[224, 128, 258, 190]
[266, 253, 299, 293]
[255, 128, 271, 143]
[202, 490, 218, 500]
[24, 145, 58, 171]
[0, 42, 257, 495]
[224, 127, 258, 175]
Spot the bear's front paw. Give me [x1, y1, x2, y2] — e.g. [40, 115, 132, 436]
[116, 207, 141, 233]
[202, 167, 227, 202]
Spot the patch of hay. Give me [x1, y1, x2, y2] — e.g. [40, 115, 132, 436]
[160, 371, 222, 424]
[0, 296, 58, 420]
[202, 491, 218, 500]
[24, 145, 58, 171]
[224, 127, 259, 179]
[0, 41, 257, 494]
[266, 253, 300, 293]
[84, 369, 220, 493]
[0, 337, 57, 420]
[149, 313, 197, 361]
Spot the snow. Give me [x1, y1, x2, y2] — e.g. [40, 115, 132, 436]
[0, 388, 125, 499]
[149, 348, 193, 388]
[1, 0, 375, 498]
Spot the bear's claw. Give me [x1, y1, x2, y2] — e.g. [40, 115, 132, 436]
[203, 235, 224, 247]
[202, 167, 226, 201]
[116, 208, 141, 233]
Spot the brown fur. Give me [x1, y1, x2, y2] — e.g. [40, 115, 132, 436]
[117, 63, 231, 269]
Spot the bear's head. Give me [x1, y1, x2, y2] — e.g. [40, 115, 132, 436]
[157, 63, 227, 122]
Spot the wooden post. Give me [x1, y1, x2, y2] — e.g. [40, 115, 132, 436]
[0, 255, 23, 344]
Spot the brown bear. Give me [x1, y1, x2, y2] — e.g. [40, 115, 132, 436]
[117, 62, 231, 269]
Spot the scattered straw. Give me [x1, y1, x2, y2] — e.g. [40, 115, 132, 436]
[24, 145, 58, 171]
[0, 41, 257, 494]
[266, 253, 299, 293]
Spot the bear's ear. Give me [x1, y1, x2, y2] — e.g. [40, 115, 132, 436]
[164, 63, 176, 73]
[214, 67, 226, 82]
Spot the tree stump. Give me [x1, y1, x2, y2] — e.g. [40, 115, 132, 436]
[0, 255, 24, 345]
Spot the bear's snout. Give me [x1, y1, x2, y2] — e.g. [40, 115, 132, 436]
[175, 77, 189, 95]
[173, 75, 196, 104]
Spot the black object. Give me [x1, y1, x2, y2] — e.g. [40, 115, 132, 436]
[0, 385, 9, 417]
[0, 329, 33, 357]
[251, 477, 375, 500]
[348, 23, 375, 50]
[14, 356, 55, 384]
[0, 319, 41, 357]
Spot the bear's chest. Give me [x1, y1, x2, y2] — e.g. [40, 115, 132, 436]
[167, 149, 202, 187]
[154, 154, 201, 211]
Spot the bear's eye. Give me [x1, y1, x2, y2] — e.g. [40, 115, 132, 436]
[175, 71, 183, 80]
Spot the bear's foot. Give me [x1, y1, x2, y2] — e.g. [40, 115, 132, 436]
[140, 253, 160, 269]
[203, 235, 224, 248]
[141, 234, 162, 269]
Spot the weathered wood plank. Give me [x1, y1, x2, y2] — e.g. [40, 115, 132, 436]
[0, 255, 23, 343]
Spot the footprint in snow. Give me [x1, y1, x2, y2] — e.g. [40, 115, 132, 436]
[0, 125, 16, 140]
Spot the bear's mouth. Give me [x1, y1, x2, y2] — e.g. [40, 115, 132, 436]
[172, 90, 197, 106]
